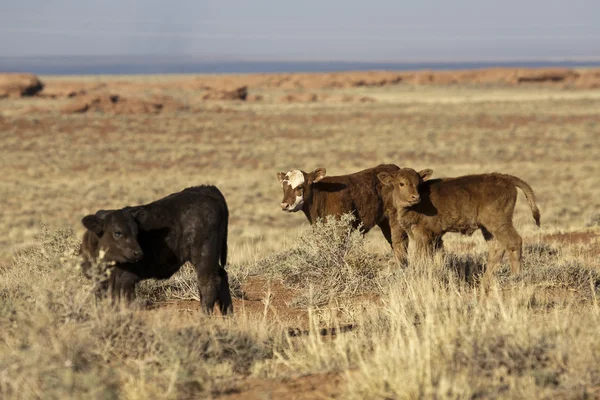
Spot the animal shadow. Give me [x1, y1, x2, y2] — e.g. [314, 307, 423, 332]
[444, 253, 487, 286]
[287, 324, 356, 337]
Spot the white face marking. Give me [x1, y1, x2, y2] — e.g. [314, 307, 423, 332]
[279, 169, 305, 211]
[285, 170, 305, 189]
[288, 195, 304, 211]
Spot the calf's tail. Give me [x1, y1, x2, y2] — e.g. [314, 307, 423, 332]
[508, 175, 541, 227]
[221, 229, 228, 268]
[221, 203, 229, 268]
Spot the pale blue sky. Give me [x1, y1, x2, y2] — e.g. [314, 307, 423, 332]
[1, 0, 599, 60]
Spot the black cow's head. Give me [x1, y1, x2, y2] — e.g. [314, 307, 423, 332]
[81, 210, 144, 263]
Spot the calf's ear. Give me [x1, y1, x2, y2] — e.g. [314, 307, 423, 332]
[277, 172, 286, 183]
[95, 209, 112, 218]
[378, 172, 394, 186]
[418, 169, 433, 181]
[82, 215, 104, 237]
[310, 168, 326, 183]
[131, 208, 149, 226]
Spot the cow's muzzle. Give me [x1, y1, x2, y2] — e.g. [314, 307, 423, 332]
[281, 202, 302, 212]
[407, 194, 420, 205]
[127, 250, 144, 262]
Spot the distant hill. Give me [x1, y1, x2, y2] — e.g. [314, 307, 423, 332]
[1, 55, 600, 75]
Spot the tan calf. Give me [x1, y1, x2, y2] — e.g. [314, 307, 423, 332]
[378, 168, 540, 284]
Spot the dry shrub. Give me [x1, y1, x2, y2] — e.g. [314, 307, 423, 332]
[136, 261, 248, 304]
[249, 214, 389, 307]
[136, 263, 200, 304]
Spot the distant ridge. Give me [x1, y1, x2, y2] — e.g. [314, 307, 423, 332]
[1, 55, 600, 75]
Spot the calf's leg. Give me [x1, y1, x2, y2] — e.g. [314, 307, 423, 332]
[482, 221, 523, 285]
[378, 216, 409, 266]
[488, 192, 522, 276]
[191, 237, 231, 315]
[216, 268, 234, 316]
[411, 228, 435, 266]
[481, 227, 506, 287]
[108, 269, 140, 306]
[495, 224, 523, 275]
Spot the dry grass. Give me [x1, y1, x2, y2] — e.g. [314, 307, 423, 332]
[1, 76, 600, 398]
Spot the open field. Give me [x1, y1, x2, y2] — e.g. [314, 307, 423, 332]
[1, 73, 600, 399]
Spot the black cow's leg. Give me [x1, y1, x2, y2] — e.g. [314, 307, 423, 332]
[94, 279, 110, 305]
[217, 268, 234, 316]
[191, 237, 222, 314]
[109, 268, 140, 306]
[107, 269, 119, 304]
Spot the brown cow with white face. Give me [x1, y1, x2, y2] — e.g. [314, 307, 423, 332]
[278, 168, 326, 212]
[277, 164, 409, 264]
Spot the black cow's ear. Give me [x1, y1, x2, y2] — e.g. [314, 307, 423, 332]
[95, 209, 112, 219]
[418, 169, 433, 181]
[82, 215, 104, 237]
[131, 208, 149, 226]
[277, 172, 286, 183]
[378, 172, 394, 186]
[310, 168, 326, 183]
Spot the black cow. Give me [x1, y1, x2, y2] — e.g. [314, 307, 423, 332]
[80, 185, 233, 315]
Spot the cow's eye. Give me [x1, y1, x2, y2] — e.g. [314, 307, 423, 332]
[114, 231, 122, 238]
[399, 182, 405, 187]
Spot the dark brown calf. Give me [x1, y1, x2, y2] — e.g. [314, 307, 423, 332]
[80, 185, 233, 315]
[277, 164, 409, 263]
[80, 210, 144, 267]
[378, 168, 540, 284]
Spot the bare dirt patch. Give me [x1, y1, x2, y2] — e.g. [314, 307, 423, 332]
[220, 372, 345, 400]
[145, 277, 336, 330]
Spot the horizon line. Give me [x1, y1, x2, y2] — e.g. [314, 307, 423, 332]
[2, 54, 600, 64]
